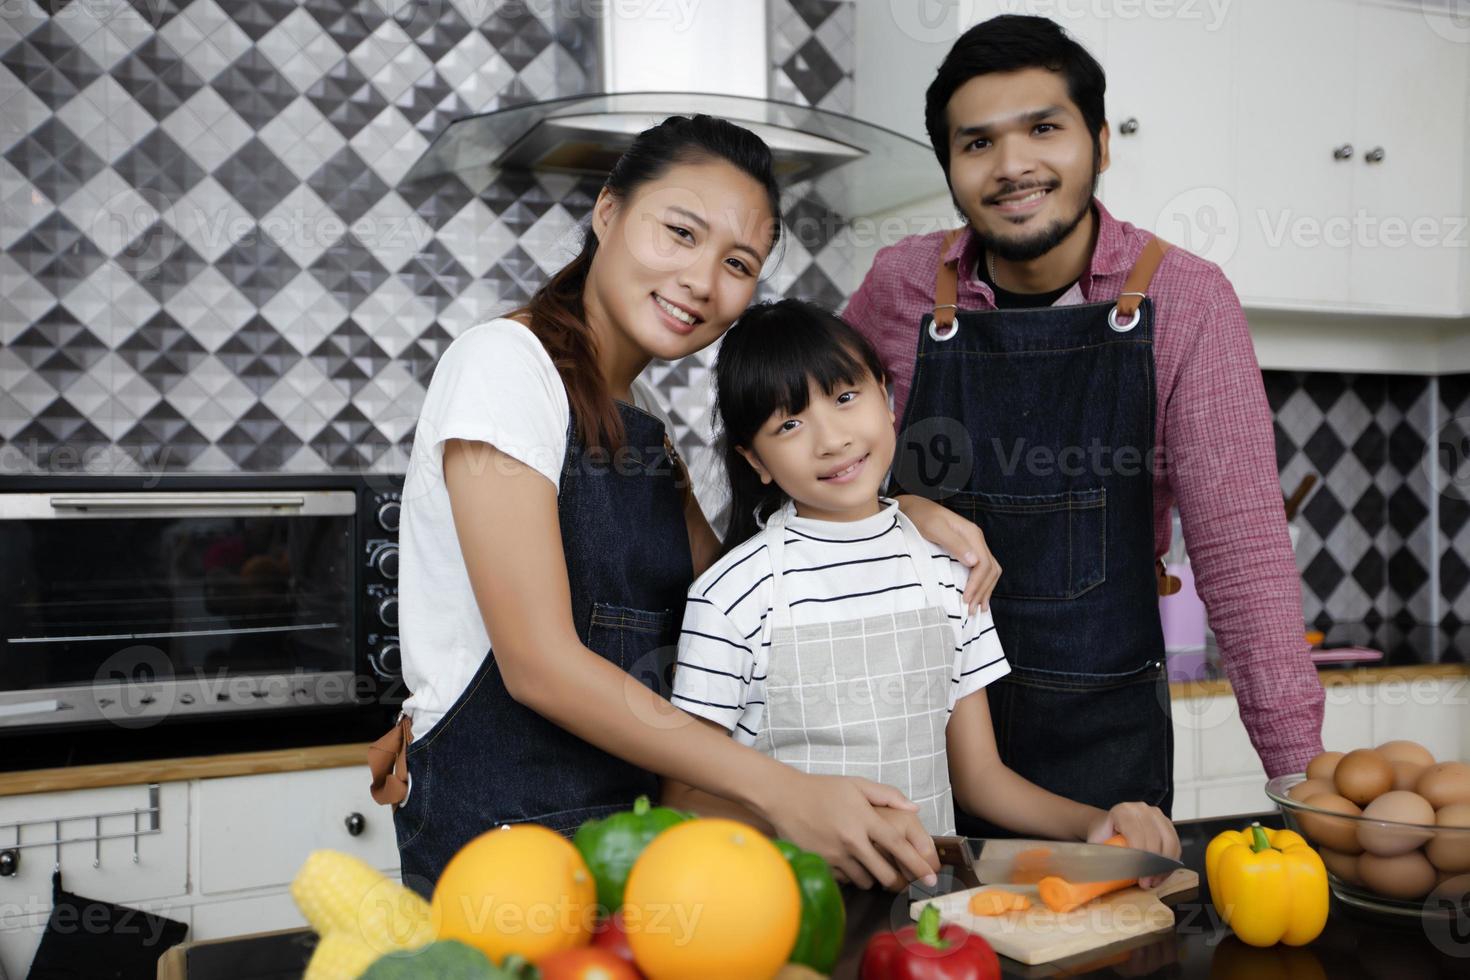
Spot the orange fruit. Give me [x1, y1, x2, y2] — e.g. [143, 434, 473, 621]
[431, 824, 597, 963]
[622, 818, 800, 980]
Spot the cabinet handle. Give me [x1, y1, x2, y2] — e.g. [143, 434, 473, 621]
[1333, 144, 1354, 161]
[1365, 146, 1385, 164]
[1119, 117, 1139, 135]
[345, 812, 365, 837]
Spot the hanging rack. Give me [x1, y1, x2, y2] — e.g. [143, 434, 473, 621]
[0, 784, 160, 877]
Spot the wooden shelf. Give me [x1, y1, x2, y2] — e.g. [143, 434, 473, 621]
[0, 742, 370, 797]
[1170, 661, 1470, 700]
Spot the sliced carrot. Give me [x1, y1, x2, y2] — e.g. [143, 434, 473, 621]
[967, 888, 1033, 916]
[1037, 833, 1136, 914]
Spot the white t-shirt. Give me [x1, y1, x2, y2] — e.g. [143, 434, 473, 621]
[398, 317, 675, 737]
[671, 499, 1011, 746]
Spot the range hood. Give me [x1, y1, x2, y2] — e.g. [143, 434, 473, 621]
[403, 8, 945, 218]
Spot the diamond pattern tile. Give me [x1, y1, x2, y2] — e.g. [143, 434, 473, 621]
[10, 304, 107, 390]
[398, 237, 471, 313]
[480, 5, 552, 72]
[212, 136, 297, 220]
[305, 144, 386, 226]
[395, 67, 470, 139]
[210, 47, 298, 131]
[216, 401, 301, 469]
[308, 317, 389, 396]
[302, 0, 383, 53]
[3, 20, 105, 110]
[116, 309, 209, 392]
[214, 226, 300, 307]
[109, 35, 204, 120]
[216, 315, 301, 395]
[5, 116, 105, 204]
[305, 55, 387, 140]
[112, 126, 205, 200]
[9, 209, 105, 296]
[350, 19, 430, 104]
[256, 7, 343, 94]
[309, 231, 388, 311]
[310, 403, 389, 469]
[117, 399, 210, 468]
[157, 0, 252, 84]
[257, 94, 346, 180]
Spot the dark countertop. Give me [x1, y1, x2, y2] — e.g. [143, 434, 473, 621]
[167, 812, 1468, 979]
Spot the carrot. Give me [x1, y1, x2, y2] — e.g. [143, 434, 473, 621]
[967, 888, 1033, 916]
[1037, 834, 1136, 914]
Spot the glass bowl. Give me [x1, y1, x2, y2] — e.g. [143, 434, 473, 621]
[1264, 773, 1470, 920]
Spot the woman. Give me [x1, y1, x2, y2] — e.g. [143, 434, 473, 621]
[369, 116, 1000, 897]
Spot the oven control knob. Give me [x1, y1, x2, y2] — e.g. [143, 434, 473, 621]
[374, 545, 399, 579]
[377, 643, 401, 675]
[377, 501, 401, 532]
[377, 597, 399, 628]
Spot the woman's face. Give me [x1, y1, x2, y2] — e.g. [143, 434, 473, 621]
[587, 158, 776, 362]
[738, 367, 897, 523]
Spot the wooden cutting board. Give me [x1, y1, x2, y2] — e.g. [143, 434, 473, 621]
[906, 868, 1199, 966]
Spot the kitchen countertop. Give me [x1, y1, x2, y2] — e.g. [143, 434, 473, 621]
[160, 812, 1469, 979]
[1167, 619, 1469, 698]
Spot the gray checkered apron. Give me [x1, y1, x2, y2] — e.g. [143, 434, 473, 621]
[752, 505, 958, 836]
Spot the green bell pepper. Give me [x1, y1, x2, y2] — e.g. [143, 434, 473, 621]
[573, 795, 692, 911]
[774, 839, 846, 974]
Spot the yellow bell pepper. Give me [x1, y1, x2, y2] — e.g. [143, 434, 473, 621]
[1205, 823, 1328, 947]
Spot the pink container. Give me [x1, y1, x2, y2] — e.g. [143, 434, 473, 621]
[1159, 560, 1206, 651]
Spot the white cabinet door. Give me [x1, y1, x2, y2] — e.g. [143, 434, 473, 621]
[1097, 9, 1237, 268]
[1348, 1, 1470, 314]
[1231, 0, 1359, 308]
[198, 766, 399, 896]
[0, 783, 189, 915]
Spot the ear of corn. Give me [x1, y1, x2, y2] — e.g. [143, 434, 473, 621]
[291, 850, 437, 960]
[303, 931, 380, 980]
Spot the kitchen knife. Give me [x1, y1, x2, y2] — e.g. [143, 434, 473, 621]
[932, 836, 1184, 886]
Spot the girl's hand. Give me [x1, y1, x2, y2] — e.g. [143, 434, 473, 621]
[894, 495, 1001, 613]
[761, 770, 941, 892]
[1086, 802, 1181, 888]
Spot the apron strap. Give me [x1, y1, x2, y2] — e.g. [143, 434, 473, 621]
[931, 230, 1173, 327]
[1115, 236, 1173, 320]
[932, 227, 968, 331]
[894, 510, 952, 611]
[368, 713, 413, 806]
[761, 507, 795, 641]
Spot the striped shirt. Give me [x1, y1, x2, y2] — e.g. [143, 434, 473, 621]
[672, 499, 1011, 745]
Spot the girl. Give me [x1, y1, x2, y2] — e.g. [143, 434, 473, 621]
[370, 117, 1002, 896]
[664, 299, 1180, 875]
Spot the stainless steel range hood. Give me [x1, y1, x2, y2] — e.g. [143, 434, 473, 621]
[402, 7, 945, 218]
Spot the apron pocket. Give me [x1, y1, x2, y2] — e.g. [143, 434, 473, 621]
[993, 660, 1172, 811]
[949, 488, 1105, 600]
[586, 603, 677, 693]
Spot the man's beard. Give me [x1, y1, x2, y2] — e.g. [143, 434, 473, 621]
[964, 164, 1100, 263]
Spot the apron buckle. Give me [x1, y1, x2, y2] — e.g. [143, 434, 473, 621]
[1108, 292, 1147, 333]
[929, 307, 960, 342]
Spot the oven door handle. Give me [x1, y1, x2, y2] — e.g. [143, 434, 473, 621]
[49, 494, 309, 512]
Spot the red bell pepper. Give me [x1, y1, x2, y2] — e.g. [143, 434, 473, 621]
[860, 903, 1001, 980]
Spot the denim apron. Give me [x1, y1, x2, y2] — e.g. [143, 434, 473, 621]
[390, 403, 691, 895]
[753, 503, 958, 835]
[892, 231, 1175, 837]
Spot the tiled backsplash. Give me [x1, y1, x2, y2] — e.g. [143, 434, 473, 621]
[0, 0, 858, 484]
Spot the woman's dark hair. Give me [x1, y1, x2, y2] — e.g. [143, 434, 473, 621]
[924, 15, 1107, 176]
[510, 114, 782, 450]
[715, 299, 887, 555]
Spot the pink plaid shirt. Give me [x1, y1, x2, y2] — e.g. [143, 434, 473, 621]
[844, 199, 1324, 779]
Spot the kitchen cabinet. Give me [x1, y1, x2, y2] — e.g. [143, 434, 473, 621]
[0, 765, 395, 974]
[853, 0, 1470, 319]
[1172, 671, 1469, 820]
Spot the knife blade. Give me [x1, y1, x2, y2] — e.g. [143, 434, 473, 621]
[933, 836, 1184, 885]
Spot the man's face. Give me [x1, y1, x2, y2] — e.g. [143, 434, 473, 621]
[944, 67, 1109, 262]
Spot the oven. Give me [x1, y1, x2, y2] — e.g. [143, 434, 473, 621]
[0, 474, 403, 732]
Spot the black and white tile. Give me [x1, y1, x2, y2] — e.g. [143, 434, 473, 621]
[1265, 371, 1434, 631]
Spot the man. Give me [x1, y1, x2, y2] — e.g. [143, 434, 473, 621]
[845, 15, 1323, 836]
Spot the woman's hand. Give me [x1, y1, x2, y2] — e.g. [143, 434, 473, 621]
[894, 495, 1001, 613]
[1086, 802, 1181, 888]
[760, 769, 941, 892]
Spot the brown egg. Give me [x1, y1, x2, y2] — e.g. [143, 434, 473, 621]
[1426, 802, 1470, 873]
[1358, 850, 1437, 899]
[1299, 793, 1364, 853]
[1358, 791, 1436, 856]
[1287, 777, 1335, 802]
[1376, 739, 1436, 768]
[1334, 749, 1394, 805]
[1306, 751, 1345, 782]
[1417, 762, 1470, 808]
[1318, 846, 1362, 885]
[1390, 760, 1426, 792]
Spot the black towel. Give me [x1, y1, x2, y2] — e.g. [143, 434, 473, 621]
[26, 871, 187, 980]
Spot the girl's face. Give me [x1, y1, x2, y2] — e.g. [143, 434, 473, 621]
[587, 159, 775, 363]
[738, 368, 897, 523]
